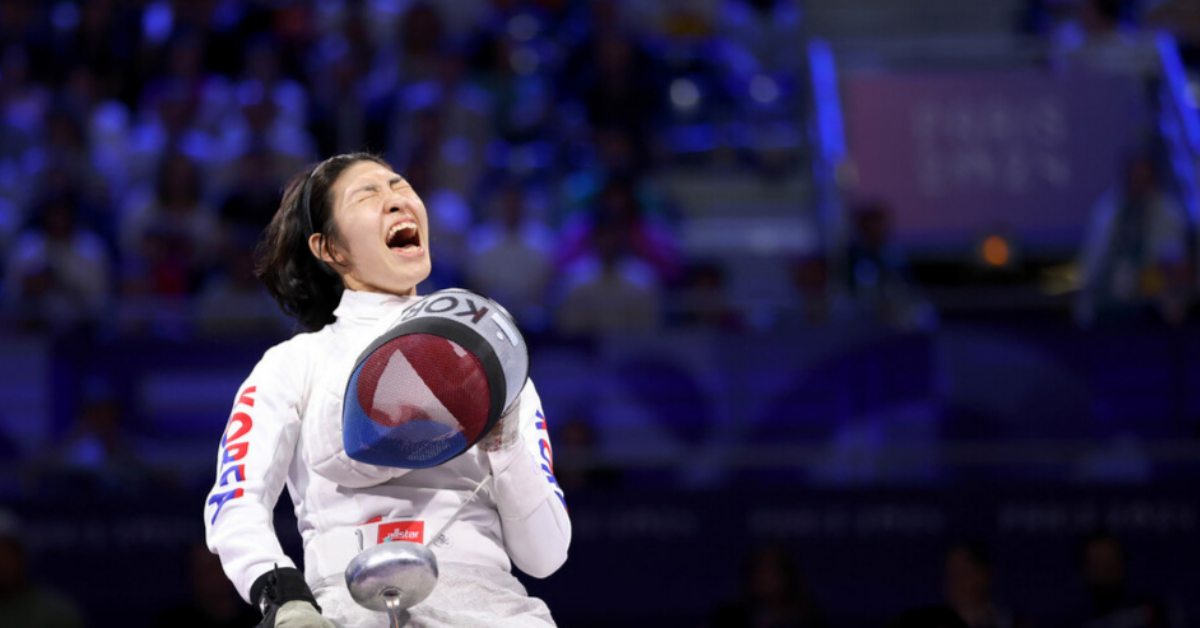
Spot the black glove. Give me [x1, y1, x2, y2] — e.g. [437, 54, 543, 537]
[251, 566, 333, 628]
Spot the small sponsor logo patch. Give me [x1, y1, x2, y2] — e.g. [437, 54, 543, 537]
[378, 521, 424, 544]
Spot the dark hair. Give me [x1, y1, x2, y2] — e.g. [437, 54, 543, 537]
[255, 152, 391, 331]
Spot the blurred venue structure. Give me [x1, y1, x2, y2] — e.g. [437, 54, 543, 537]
[0, 1, 1198, 627]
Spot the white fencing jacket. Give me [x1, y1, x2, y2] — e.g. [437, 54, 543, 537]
[203, 289, 570, 603]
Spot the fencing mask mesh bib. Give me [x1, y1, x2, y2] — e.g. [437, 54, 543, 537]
[342, 289, 528, 469]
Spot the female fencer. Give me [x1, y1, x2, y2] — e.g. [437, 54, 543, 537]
[203, 153, 570, 628]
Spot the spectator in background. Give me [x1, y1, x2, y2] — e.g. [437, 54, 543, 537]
[1146, 0, 1200, 59]
[68, 1, 139, 99]
[0, 45, 50, 212]
[38, 107, 100, 202]
[125, 78, 214, 186]
[307, 11, 378, 157]
[34, 383, 154, 497]
[1075, 530, 1169, 628]
[36, 165, 109, 239]
[153, 543, 259, 628]
[1021, 0, 1084, 39]
[553, 413, 621, 491]
[217, 146, 284, 234]
[465, 182, 555, 328]
[1050, 0, 1160, 77]
[556, 216, 662, 335]
[142, 32, 217, 130]
[386, 52, 493, 195]
[558, 124, 652, 226]
[213, 80, 312, 177]
[59, 65, 136, 204]
[677, 262, 741, 329]
[558, 177, 681, 283]
[845, 200, 931, 328]
[367, 2, 446, 94]
[583, 33, 657, 134]
[122, 226, 195, 297]
[237, 36, 308, 131]
[782, 255, 833, 327]
[712, 545, 825, 628]
[195, 229, 289, 338]
[1076, 149, 1190, 327]
[465, 22, 556, 161]
[560, 0, 636, 98]
[0, 3, 44, 60]
[0, 44, 50, 154]
[356, 0, 486, 47]
[0, 510, 84, 628]
[121, 151, 218, 293]
[715, 0, 805, 75]
[944, 541, 1028, 628]
[3, 195, 112, 333]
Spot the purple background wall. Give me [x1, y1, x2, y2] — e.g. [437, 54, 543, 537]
[845, 73, 1148, 252]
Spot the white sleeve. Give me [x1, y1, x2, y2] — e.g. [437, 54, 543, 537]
[203, 344, 305, 603]
[485, 380, 571, 578]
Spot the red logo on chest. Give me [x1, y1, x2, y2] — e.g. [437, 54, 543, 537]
[378, 521, 424, 544]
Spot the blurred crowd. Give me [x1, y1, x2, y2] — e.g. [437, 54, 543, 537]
[719, 532, 1181, 628]
[1023, 0, 1200, 75]
[0, 0, 816, 340]
[2, 0, 1198, 340]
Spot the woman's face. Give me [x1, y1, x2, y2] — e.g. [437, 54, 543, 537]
[316, 160, 431, 296]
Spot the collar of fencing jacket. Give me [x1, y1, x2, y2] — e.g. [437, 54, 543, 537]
[333, 289, 420, 324]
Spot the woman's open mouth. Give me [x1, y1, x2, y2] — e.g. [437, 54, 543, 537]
[386, 221, 423, 257]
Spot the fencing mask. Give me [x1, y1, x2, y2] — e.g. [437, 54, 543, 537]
[342, 289, 528, 469]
